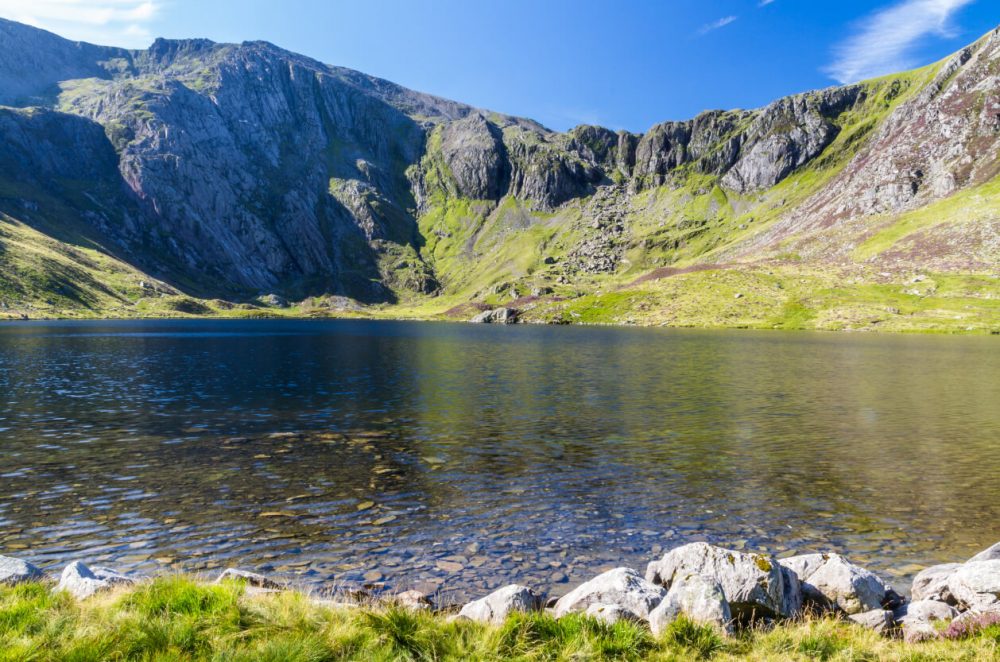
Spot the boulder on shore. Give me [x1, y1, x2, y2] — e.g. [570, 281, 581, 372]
[648, 572, 733, 636]
[554, 568, 666, 620]
[778, 553, 898, 615]
[948, 560, 1000, 611]
[646, 543, 799, 620]
[0, 555, 44, 585]
[56, 561, 135, 600]
[458, 584, 543, 624]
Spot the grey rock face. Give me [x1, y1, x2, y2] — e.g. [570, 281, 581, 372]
[470, 307, 519, 324]
[216, 568, 284, 589]
[56, 561, 135, 600]
[554, 567, 666, 620]
[457, 584, 543, 624]
[949, 560, 1000, 611]
[646, 543, 798, 620]
[648, 572, 733, 636]
[911, 563, 961, 604]
[439, 113, 508, 200]
[0, 555, 44, 585]
[778, 553, 895, 615]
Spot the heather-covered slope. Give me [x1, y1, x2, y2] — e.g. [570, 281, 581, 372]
[0, 18, 997, 330]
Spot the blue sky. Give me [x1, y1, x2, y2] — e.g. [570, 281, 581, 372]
[0, 0, 996, 132]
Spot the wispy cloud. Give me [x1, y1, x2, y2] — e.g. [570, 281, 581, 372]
[758, 0, 777, 6]
[698, 15, 738, 36]
[0, 0, 162, 48]
[825, 0, 975, 83]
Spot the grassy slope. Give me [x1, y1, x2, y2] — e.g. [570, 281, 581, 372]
[3, 577, 999, 661]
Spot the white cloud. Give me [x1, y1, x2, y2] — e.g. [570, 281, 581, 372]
[825, 0, 975, 83]
[0, 0, 162, 48]
[759, 0, 777, 6]
[698, 15, 738, 36]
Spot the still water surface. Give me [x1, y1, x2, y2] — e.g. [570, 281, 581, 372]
[1, 320, 999, 601]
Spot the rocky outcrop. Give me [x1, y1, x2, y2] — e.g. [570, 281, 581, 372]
[553, 567, 666, 620]
[470, 307, 519, 324]
[438, 114, 509, 200]
[457, 584, 543, 624]
[0, 555, 44, 585]
[778, 553, 898, 615]
[646, 543, 799, 620]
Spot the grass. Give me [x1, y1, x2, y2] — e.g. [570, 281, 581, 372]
[2, 578, 1000, 661]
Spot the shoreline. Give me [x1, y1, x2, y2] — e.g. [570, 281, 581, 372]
[3, 539, 1000, 660]
[2, 312, 1000, 337]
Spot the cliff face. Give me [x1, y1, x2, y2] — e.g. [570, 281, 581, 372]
[0, 18, 998, 313]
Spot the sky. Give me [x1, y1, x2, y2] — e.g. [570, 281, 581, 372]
[0, 0, 996, 132]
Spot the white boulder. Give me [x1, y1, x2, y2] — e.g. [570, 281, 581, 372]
[56, 561, 135, 600]
[646, 543, 798, 619]
[554, 568, 666, 620]
[648, 572, 732, 636]
[0, 555, 43, 585]
[778, 553, 895, 615]
[458, 584, 543, 624]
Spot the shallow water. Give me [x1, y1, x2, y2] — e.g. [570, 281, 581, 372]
[1, 319, 999, 602]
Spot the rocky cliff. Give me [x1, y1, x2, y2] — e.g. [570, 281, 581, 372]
[0, 18, 998, 326]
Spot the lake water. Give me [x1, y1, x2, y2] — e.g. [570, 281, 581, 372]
[1, 320, 999, 603]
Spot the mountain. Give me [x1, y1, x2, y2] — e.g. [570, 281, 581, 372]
[0, 18, 998, 331]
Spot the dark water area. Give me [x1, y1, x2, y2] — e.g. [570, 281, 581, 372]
[1, 319, 999, 602]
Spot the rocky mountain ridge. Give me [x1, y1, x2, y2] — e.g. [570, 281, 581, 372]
[0, 18, 998, 327]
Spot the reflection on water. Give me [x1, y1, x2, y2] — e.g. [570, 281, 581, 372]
[1, 320, 999, 602]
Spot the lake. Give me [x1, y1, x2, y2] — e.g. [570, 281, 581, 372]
[1, 319, 998, 602]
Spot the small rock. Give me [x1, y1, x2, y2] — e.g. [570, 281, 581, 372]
[648, 572, 733, 636]
[216, 568, 284, 589]
[585, 603, 643, 625]
[56, 562, 134, 600]
[0, 555, 44, 585]
[388, 589, 433, 611]
[895, 600, 958, 643]
[458, 585, 543, 625]
[554, 567, 665, 620]
[848, 609, 896, 634]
